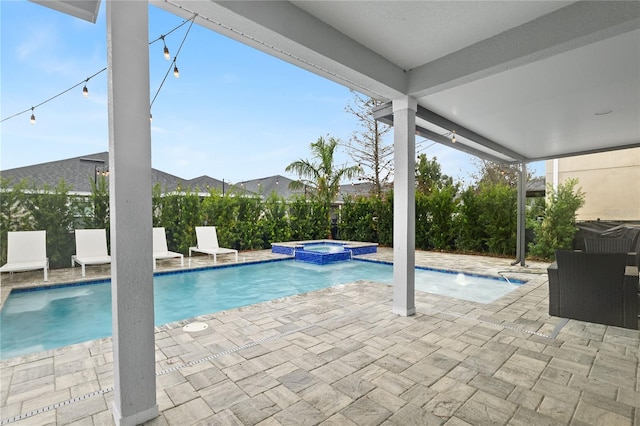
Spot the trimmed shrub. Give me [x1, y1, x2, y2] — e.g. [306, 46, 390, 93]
[529, 179, 585, 260]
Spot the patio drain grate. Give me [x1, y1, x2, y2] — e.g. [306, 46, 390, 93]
[437, 309, 564, 339]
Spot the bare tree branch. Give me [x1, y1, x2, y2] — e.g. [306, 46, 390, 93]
[344, 90, 393, 197]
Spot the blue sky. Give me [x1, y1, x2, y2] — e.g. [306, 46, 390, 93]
[1, 2, 542, 185]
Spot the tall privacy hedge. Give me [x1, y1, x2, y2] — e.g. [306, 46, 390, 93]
[0, 177, 77, 268]
[1, 176, 583, 267]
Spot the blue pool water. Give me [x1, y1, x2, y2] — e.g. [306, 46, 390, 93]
[0, 260, 522, 359]
[303, 243, 344, 253]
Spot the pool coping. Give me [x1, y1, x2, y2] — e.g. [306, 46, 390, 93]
[6, 256, 524, 296]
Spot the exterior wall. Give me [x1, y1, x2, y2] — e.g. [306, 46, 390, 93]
[546, 148, 640, 221]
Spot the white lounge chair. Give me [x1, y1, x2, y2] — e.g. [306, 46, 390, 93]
[189, 226, 238, 263]
[0, 230, 49, 281]
[153, 227, 184, 270]
[72, 229, 111, 277]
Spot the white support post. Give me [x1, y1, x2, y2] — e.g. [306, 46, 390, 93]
[392, 97, 417, 317]
[516, 162, 528, 266]
[107, 2, 158, 425]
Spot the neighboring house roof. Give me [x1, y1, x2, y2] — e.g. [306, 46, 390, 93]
[0, 152, 234, 195]
[180, 175, 226, 194]
[238, 176, 384, 203]
[526, 177, 546, 197]
[2, 152, 112, 194]
[337, 181, 382, 202]
[237, 175, 306, 199]
[2, 151, 543, 200]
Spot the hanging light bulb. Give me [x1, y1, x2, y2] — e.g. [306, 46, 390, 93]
[149, 113, 153, 122]
[173, 64, 180, 78]
[82, 84, 89, 98]
[451, 130, 456, 144]
[30, 107, 36, 125]
[161, 35, 170, 60]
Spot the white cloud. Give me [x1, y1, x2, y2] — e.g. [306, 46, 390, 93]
[16, 27, 54, 62]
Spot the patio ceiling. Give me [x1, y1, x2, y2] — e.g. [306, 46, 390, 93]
[148, 0, 639, 164]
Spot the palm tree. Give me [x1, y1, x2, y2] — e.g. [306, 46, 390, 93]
[286, 136, 362, 234]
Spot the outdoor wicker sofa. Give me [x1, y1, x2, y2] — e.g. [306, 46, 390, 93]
[584, 237, 638, 267]
[548, 250, 639, 329]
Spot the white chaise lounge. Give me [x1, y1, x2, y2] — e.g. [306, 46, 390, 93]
[0, 230, 49, 281]
[189, 226, 238, 263]
[72, 229, 111, 277]
[153, 227, 184, 270]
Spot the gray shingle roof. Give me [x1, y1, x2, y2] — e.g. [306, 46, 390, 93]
[0, 152, 223, 195]
[337, 182, 382, 202]
[1, 153, 398, 201]
[178, 176, 225, 194]
[526, 177, 546, 197]
[237, 175, 306, 199]
[2, 153, 546, 201]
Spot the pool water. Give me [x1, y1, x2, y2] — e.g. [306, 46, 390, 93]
[303, 243, 345, 253]
[0, 260, 522, 359]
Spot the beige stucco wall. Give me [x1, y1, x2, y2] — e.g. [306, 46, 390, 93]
[546, 147, 640, 221]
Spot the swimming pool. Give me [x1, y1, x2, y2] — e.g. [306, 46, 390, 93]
[0, 259, 523, 359]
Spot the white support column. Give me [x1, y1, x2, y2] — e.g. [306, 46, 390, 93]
[515, 162, 527, 267]
[392, 97, 417, 317]
[107, 2, 158, 425]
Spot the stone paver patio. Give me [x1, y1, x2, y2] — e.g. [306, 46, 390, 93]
[1, 248, 639, 425]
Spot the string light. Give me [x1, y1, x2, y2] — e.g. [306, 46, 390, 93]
[161, 35, 170, 60]
[2, 14, 197, 125]
[149, 113, 153, 122]
[151, 15, 196, 110]
[451, 130, 456, 144]
[1, 68, 105, 123]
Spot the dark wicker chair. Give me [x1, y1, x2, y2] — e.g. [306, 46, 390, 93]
[548, 250, 639, 329]
[584, 237, 632, 253]
[584, 238, 638, 267]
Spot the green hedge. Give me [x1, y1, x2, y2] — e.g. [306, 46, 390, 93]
[1, 177, 78, 268]
[1, 177, 582, 268]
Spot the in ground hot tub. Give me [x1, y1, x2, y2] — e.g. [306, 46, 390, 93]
[271, 240, 377, 265]
[303, 243, 345, 253]
[296, 242, 352, 264]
